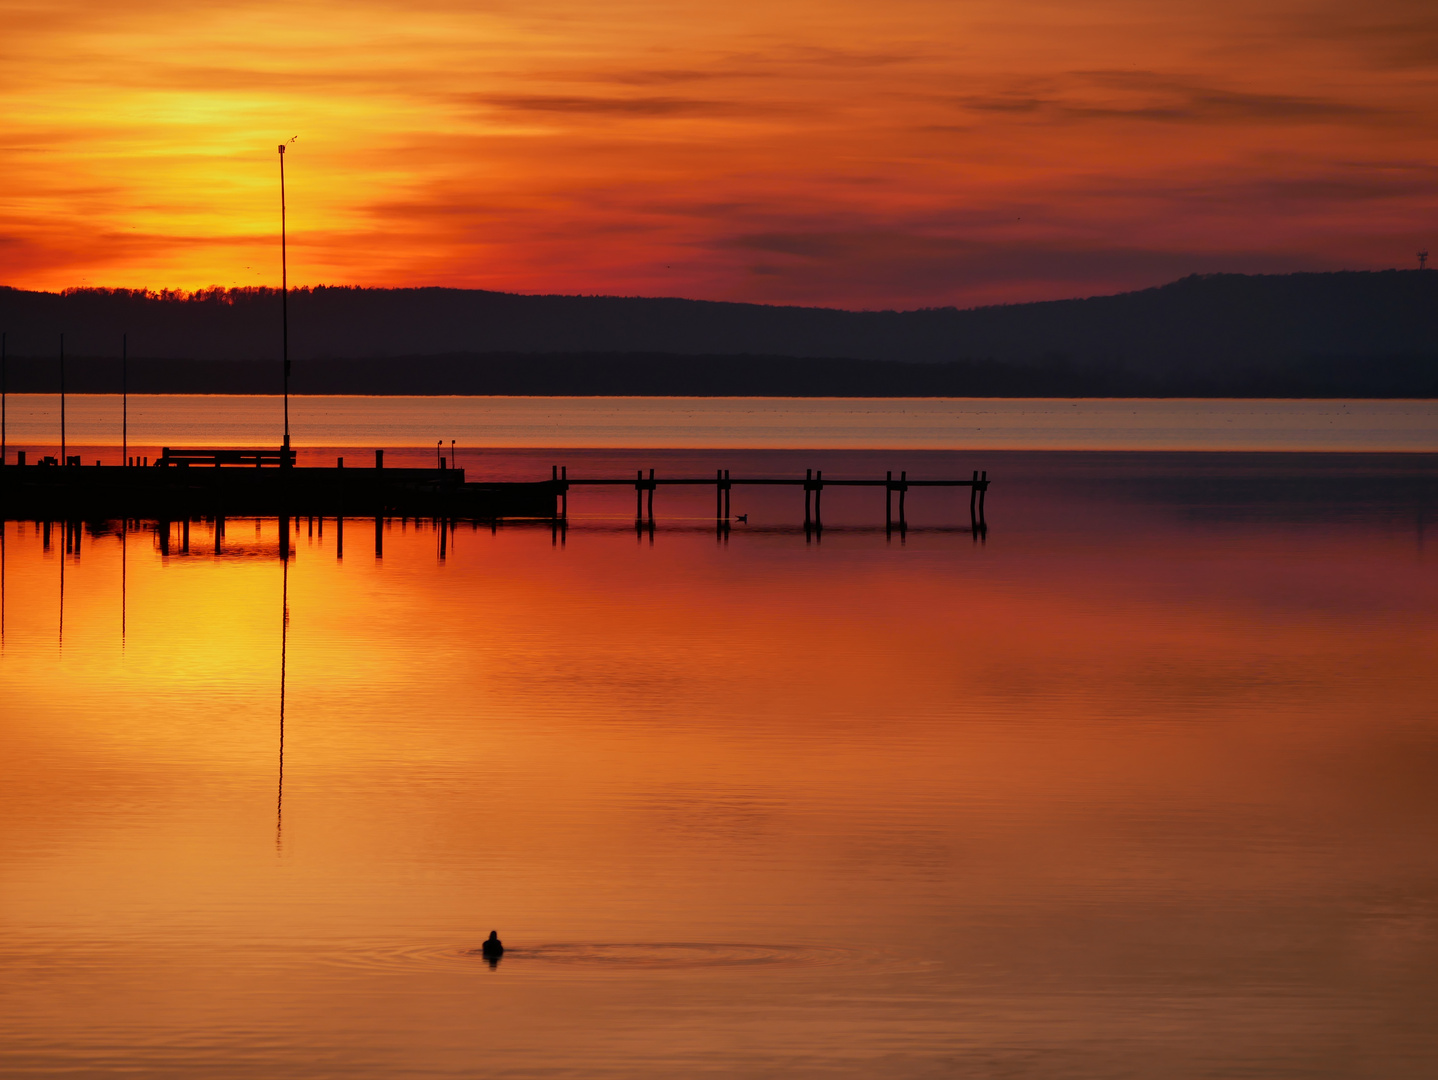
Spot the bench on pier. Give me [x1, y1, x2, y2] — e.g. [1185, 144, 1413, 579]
[158, 447, 297, 468]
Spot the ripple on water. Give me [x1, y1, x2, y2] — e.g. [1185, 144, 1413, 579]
[326, 941, 862, 973]
[475, 942, 856, 969]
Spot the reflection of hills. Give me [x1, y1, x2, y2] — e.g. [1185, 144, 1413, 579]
[2, 270, 1435, 396]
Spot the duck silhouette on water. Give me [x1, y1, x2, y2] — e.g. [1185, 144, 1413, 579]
[481, 931, 504, 966]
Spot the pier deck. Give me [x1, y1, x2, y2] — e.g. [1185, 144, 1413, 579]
[0, 457, 989, 530]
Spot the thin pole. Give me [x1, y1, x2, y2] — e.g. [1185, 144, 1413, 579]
[60, 333, 66, 464]
[122, 333, 127, 467]
[278, 143, 290, 463]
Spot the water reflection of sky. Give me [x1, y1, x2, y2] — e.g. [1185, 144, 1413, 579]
[1, 450, 1435, 1079]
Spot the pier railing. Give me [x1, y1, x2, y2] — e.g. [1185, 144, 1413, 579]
[548, 465, 988, 530]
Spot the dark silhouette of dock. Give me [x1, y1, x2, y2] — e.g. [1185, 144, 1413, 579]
[0, 451, 989, 533]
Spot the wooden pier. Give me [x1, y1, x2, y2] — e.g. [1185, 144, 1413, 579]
[0, 450, 989, 532]
[549, 465, 987, 531]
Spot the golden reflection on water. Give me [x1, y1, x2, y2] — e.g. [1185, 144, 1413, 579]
[1, 452, 1437, 1078]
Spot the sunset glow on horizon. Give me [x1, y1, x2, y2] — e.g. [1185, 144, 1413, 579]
[3, 0, 1436, 308]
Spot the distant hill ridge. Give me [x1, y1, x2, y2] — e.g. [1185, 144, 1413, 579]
[1, 271, 1435, 396]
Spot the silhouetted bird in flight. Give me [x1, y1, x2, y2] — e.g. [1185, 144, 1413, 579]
[735, 514, 748, 523]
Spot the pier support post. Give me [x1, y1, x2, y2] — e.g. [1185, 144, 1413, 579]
[886, 471, 892, 531]
[969, 470, 978, 526]
[562, 466, 568, 522]
[647, 468, 655, 525]
[979, 471, 987, 527]
[635, 469, 643, 526]
[814, 470, 823, 530]
[724, 470, 730, 522]
[804, 469, 812, 528]
[898, 470, 907, 531]
[182, 518, 190, 554]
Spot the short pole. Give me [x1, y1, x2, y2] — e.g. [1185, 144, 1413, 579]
[898, 470, 906, 529]
[562, 465, 568, 521]
[814, 470, 823, 528]
[970, 470, 978, 522]
[886, 471, 892, 529]
[724, 470, 731, 521]
[636, 469, 643, 522]
[805, 469, 812, 527]
[647, 468, 655, 524]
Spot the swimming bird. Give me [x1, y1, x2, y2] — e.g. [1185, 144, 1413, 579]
[481, 931, 503, 958]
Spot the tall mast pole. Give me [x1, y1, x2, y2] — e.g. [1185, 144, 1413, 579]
[122, 333, 128, 467]
[60, 333, 66, 465]
[279, 143, 290, 464]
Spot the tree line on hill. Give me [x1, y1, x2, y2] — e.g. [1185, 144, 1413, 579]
[0, 270, 1433, 396]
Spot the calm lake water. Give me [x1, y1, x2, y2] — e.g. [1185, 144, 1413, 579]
[4, 393, 1438, 452]
[3, 421, 1437, 1075]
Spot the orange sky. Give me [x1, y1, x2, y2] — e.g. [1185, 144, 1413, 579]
[2, 0, 1435, 307]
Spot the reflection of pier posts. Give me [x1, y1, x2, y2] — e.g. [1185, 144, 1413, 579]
[279, 514, 289, 561]
[336, 516, 344, 559]
[374, 515, 383, 559]
[439, 518, 447, 560]
[158, 520, 170, 557]
[182, 518, 190, 554]
[215, 515, 224, 555]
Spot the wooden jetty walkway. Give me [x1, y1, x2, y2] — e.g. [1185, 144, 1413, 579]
[0, 449, 988, 532]
[550, 466, 987, 530]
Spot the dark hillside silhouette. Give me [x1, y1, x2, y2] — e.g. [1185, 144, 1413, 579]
[1, 271, 1434, 395]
